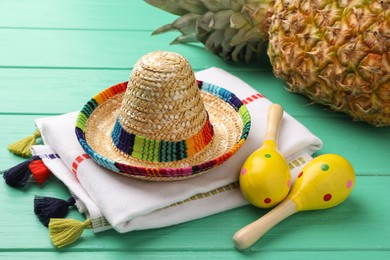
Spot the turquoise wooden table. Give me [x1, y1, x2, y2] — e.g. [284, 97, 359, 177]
[1, 1, 389, 259]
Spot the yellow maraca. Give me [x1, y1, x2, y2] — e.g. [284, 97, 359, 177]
[233, 154, 356, 250]
[239, 104, 291, 208]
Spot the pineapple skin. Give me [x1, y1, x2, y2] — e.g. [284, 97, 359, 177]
[268, 0, 390, 126]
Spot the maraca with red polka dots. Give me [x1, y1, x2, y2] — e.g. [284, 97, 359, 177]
[239, 104, 291, 208]
[233, 154, 355, 250]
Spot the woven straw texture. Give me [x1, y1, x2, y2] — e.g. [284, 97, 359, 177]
[75, 51, 251, 181]
[119, 51, 207, 142]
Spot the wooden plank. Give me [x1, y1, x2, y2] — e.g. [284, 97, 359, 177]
[299, 118, 390, 175]
[0, 69, 303, 115]
[0, 115, 43, 167]
[0, 251, 389, 260]
[0, 28, 271, 70]
[0, 68, 359, 119]
[0, 69, 129, 115]
[0, 0, 175, 30]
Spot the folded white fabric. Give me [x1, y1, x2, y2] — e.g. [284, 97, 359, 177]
[32, 67, 322, 233]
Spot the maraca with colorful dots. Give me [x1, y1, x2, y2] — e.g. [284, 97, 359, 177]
[233, 154, 356, 250]
[239, 104, 291, 208]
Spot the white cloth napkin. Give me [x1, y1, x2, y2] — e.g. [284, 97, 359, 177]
[31, 67, 322, 233]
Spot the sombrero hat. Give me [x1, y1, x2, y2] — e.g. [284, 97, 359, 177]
[75, 51, 251, 181]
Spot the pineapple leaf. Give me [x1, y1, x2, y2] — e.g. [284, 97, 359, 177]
[171, 34, 199, 44]
[152, 13, 199, 35]
[145, 0, 189, 15]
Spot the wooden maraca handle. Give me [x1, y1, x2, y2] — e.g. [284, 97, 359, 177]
[264, 104, 284, 142]
[233, 199, 297, 250]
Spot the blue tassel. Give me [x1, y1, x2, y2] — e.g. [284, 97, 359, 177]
[2, 156, 40, 188]
[34, 196, 76, 227]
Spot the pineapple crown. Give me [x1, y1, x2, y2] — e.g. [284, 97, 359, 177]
[146, 0, 275, 62]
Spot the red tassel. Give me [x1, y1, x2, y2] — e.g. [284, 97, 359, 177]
[29, 159, 52, 185]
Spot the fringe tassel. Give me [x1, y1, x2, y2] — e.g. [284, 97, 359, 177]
[2, 156, 39, 187]
[2, 156, 51, 188]
[34, 196, 76, 227]
[29, 159, 52, 185]
[7, 130, 41, 158]
[49, 218, 92, 248]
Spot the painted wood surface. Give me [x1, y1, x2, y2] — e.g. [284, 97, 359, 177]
[1, 1, 389, 259]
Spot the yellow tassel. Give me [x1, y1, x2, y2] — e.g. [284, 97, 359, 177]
[49, 218, 92, 248]
[7, 130, 41, 158]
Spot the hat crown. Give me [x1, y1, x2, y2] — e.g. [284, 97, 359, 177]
[111, 51, 214, 163]
[118, 51, 208, 141]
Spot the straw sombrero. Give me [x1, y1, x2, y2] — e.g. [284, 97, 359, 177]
[75, 51, 251, 181]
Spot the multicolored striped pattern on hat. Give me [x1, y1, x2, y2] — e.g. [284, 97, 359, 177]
[75, 80, 250, 181]
[111, 114, 214, 163]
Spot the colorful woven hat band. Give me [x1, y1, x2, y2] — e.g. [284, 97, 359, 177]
[75, 51, 251, 180]
[111, 114, 214, 162]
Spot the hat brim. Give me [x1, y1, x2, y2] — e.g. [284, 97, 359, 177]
[75, 81, 251, 181]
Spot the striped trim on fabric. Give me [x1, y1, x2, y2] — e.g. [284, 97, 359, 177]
[167, 182, 240, 208]
[40, 153, 60, 160]
[242, 93, 265, 105]
[288, 154, 310, 170]
[91, 216, 111, 229]
[111, 115, 214, 162]
[71, 154, 90, 177]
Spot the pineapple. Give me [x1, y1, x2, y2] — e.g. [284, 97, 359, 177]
[146, 0, 390, 126]
[268, 0, 389, 126]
